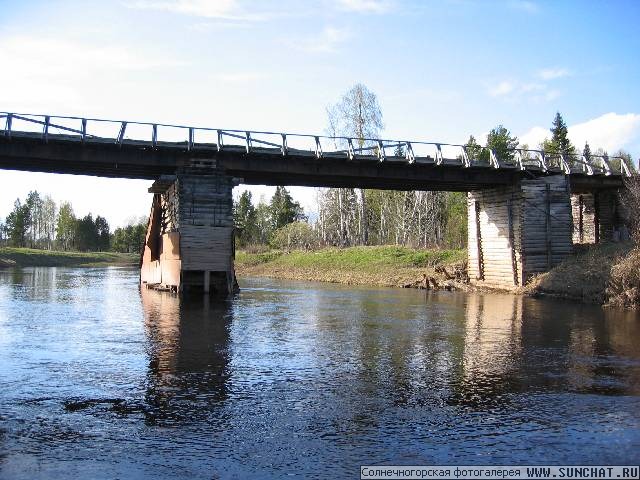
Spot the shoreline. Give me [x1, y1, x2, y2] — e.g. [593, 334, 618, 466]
[0, 247, 139, 268]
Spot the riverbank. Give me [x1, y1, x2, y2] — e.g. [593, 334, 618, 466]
[235, 246, 468, 289]
[522, 242, 639, 308]
[0, 247, 139, 268]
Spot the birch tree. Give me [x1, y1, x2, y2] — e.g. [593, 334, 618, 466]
[327, 83, 383, 245]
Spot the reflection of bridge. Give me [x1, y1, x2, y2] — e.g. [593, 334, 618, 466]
[0, 112, 634, 293]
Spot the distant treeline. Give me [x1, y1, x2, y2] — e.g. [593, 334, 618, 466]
[0, 191, 147, 253]
[233, 186, 466, 251]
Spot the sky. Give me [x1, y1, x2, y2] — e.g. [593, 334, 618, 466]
[1, 0, 639, 227]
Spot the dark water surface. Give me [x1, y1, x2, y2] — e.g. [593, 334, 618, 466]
[0, 267, 639, 479]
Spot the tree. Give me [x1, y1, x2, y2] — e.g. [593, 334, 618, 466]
[485, 125, 518, 164]
[583, 141, 591, 161]
[327, 83, 384, 245]
[5, 199, 30, 247]
[56, 202, 77, 251]
[544, 112, 575, 156]
[41, 195, 57, 250]
[25, 191, 44, 248]
[234, 190, 258, 246]
[95, 216, 110, 251]
[464, 135, 484, 164]
[269, 186, 305, 231]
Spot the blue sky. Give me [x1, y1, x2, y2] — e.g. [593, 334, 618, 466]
[1, 0, 639, 227]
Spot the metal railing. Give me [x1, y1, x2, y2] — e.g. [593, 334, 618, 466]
[0, 111, 633, 177]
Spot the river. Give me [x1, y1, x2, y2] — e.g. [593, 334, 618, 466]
[0, 267, 639, 479]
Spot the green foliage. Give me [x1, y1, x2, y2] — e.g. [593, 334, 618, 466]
[269, 186, 305, 231]
[233, 191, 258, 247]
[111, 222, 146, 254]
[5, 199, 30, 247]
[485, 125, 518, 164]
[269, 222, 319, 251]
[56, 202, 77, 250]
[444, 192, 467, 249]
[465, 135, 484, 164]
[548, 112, 575, 155]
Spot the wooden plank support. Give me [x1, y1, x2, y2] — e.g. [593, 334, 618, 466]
[474, 199, 484, 281]
[545, 184, 552, 270]
[507, 196, 518, 286]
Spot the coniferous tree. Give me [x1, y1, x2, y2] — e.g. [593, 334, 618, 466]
[269, 186, 305, 231]
[546, 112, 575, 155]
[234, 191, 258, 246]
[583, 141, 591, 161]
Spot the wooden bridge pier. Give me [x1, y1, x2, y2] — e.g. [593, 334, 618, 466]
[140, 165, 238, 296]
[468, 176, 574, 289]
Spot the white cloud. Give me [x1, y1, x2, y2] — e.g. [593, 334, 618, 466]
[488, 81, 515, 97]
[292, 26, 352, 53]
[124, 0, 272, 21]
[335, 0, 394, 13]
[519, 112, 640, 152]
[538, 67, 571, 80]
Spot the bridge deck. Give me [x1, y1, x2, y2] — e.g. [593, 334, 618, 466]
[0, 111, 629, 192]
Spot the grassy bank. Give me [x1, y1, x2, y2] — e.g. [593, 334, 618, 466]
[235, 246, 467, 289]
[0, 247, 139, 268]
[523, 242, 639, 307]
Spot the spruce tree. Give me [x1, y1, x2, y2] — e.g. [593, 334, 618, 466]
[549, 112, 575, 155]
[583, 141, 591, 160]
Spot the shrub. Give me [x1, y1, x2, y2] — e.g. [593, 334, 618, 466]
[269, 222, 319, 251]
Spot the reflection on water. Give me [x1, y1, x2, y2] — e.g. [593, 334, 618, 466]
[0, 268, 639, 479]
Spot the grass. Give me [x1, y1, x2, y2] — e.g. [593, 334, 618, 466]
[0, 247, 139, 268]
[235, 245, 466, 288]
[522, 241, 636, 305]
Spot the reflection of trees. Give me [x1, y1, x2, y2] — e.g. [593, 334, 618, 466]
[140, 287, 232, 425]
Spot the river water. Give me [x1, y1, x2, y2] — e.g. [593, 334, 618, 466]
[0, 267, 639, 479]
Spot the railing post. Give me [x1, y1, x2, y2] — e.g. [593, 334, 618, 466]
[281, 133, 288, 156]
[582, 154, 593, 175]
[460, 146, 470, 168]
[347, 138, 355, 160]
[602, 154, 612, 176]
[42, 115, 50, 143]
[435, 144, 443, 165]
[559, 154, 571, 174]
[81, 118, 87, 143]
[405, 142, 415, 164]
[4, 113, 12, 138]
[489, 149, 500, 169]
[152, 124, 157, 148]
[245, 131, 251, 153]
[537, 151, 548, 172]
[217, 130, 223, 151]
[377, 140, 385, 162]
[514, 149, 524, 170]
[188, 127, 194, 151]
[116, 121, 127, 146]
[314, 136, 323, 159]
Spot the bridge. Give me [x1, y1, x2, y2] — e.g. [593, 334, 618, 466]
[0, 112, 634, 293]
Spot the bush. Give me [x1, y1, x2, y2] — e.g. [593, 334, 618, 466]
[606, 247, 640, 308]
[269, 222, 319, 251]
